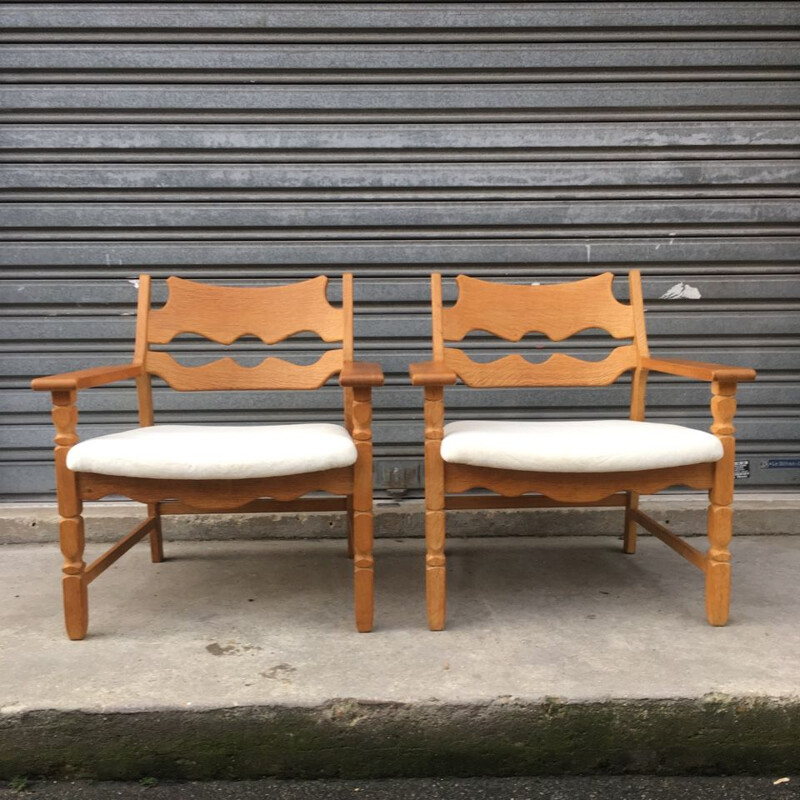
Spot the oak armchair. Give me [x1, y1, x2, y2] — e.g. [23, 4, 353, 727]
[32, 274, 383, 639]
[411, 272, 755, 630]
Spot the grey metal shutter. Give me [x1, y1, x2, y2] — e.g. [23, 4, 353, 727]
[1, 3, 798, 499]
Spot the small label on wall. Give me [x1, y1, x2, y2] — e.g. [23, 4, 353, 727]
[734, 460, 750, 479]
[762, 459, 800, 469]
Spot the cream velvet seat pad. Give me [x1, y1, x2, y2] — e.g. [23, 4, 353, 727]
[66, 423, 357, 480]
[440, 419, 723, 473]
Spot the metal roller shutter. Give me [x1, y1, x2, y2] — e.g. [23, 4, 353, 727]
[1, 2, 798, 499]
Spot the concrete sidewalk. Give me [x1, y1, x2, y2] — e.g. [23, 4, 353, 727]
[1, 534, 799, 779]
[3, 494, 800, 544]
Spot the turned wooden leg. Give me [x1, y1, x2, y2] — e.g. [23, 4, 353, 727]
[352, 386, 374, 632]
[148, 502, 164, 563]
[423, 386, 446, 631]
[425, 507, 446, 631]
[346, 495, 355, 559]
[50, 389, 88, 639]
[706, 379, 736, 626]
[353, 509, 374, 632]
[60, 510, 88, 640]
[623, 491, 639, 554]
[706, 502, 732, 626]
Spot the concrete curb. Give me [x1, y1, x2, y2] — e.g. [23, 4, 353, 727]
[1, 697, 799, 780]
[2, 494, 799, 544]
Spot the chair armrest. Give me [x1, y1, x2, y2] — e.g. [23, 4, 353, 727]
[31, 363, 143, 392]
[409, 361, 458, 386]
[339, 361, 384, 387]
[642, 357, 756, 384]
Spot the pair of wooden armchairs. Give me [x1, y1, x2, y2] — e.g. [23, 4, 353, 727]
[33, 272, 755, 640]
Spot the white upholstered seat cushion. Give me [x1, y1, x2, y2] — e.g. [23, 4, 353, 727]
[66, 423, 357, 480]
[440, 419, 723, 473]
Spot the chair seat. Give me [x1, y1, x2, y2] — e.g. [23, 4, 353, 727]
[440, 419, 723, 473]
[66, 423, 357, 480]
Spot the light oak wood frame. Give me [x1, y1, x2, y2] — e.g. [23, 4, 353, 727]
[410, 271, 756, 631]
[32, 274, 383, 639]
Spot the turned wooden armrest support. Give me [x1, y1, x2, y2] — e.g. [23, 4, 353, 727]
[31, 363, 143, 392]
[642, 357, 756, 384]
[410, 361, 458, 386]
[339, 361, 384, 387]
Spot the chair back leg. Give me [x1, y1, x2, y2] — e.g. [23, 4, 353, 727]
[148, 502, 164, 563]
[623, 491, 639, 554]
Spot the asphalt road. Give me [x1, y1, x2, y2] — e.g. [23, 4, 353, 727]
[1, 777, 797, 799]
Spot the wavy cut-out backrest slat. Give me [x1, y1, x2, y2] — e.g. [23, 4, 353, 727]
[146, 349, 344, 391]
[442, 273, 635, 343]
[433, 271, 646, 390]
[148, 275, 345, 345]
[444, 345, 639, 388]
[138, 275, 350, 392]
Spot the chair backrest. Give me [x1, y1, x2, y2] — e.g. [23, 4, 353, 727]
[133, 275, 353, 392]
[431, 271, 648, 388]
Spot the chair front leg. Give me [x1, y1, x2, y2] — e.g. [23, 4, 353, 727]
[706, 380, 737, 625]
[52, 390, 88, 639]
[351, 386, 374, 632]
[424, 386, 446, 630]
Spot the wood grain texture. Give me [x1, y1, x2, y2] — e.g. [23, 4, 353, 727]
[442, 272, 635, 343]
[424, 384, 446, 630]
[623, 273, 647, 575]
[409, 360, 458, 386]
[351, 385, 374, 632]
[628, 269, 649, 423]
[85, 516, 157, 584]
[623, 491, 639, 554]
[339, 360, 384, 387]
[159, 497, 348, 515]
[134, 274, 155, 427]
[148, 275, 344, 345]
[148, 503, 164, 563]
[146, 348, 343, 391]
[643, 357, 757, 383]
[342, 272, 354, 361]
[706, 379, 738, 626]
[77, 468, 354, 509]
[446, 494, 628, 510]
[31, 363, 141, 392]
[431, 273, 445, 362]
[445, 462, 715, 503]
[443, 344, 638, 387]
[49, 388, 88, 639]
[706, 503, 732, 626]
[630, 508, 707, 571]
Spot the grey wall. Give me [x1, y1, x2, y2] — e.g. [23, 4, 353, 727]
[1, 2, 799, 499]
